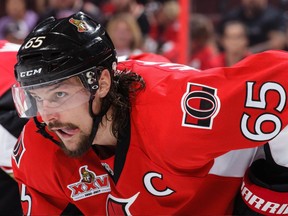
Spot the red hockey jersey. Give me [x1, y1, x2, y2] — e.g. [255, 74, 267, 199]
[0, 40, 20, 172]
[0, 40, 19, 96]
[12, 50, 288, 215]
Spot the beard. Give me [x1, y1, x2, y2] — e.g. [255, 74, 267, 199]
[47, 121, 91, 158]
[59, 133, 91, 157]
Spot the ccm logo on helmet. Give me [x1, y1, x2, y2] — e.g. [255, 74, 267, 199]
[20, 68, 42, 78]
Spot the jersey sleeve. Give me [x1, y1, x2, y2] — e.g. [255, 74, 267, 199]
[129, 50, 288, 173]
[11, 120, 71, 215]
[16, 182, 72, 215]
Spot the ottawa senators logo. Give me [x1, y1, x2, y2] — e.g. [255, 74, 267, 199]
[181, 82, 220, 129]
[80, 166, 96, 183]
[69, 18, 88, 32]
[67, 165, 111, 201]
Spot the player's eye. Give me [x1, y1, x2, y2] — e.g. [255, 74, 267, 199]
[55, 92, 67, 98]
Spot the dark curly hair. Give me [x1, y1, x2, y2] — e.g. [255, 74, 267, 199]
[99, 68, 145, 137]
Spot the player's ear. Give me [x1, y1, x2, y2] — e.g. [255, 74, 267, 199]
[97, 69, 111, 98]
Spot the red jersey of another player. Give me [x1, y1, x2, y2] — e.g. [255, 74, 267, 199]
[0, 40, 19, 96]
[12, 50, 288, 215]
[0, 40, 20, 172]
[163, 44, 222, 70]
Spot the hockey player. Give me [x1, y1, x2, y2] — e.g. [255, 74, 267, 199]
[12, 12, 288, 215]
[0, 40, 27, 215]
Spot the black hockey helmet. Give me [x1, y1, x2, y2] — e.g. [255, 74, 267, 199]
[12, 11, 117, 118]
[15, 11, 117, 87]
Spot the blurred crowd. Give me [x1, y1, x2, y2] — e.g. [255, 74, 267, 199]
[1, 0, 288, 69]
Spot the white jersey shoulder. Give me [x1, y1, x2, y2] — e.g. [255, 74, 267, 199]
[0, 41, 20, 52]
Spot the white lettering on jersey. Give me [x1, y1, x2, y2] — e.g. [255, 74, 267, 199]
[241, 81, 286, 141]
[135, 60, 200, 71]
[241, 181, 288, 214]
[143, 172, 174, 196]
[20, 184, 32, 216]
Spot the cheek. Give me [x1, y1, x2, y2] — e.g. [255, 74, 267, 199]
[79, 116, 93, 135]
[75, 104, 94, 132]
[92, 96, 102, 114]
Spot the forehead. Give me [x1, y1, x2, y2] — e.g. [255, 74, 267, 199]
[29, 77, 82, 95]
[225, 24, 245, 34]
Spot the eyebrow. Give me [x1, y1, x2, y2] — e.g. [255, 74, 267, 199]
[47, 83, 62, 92]
[29, 77, 82, 96]
[29, 83, 65, 96]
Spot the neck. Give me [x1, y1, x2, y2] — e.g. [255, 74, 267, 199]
[92, 107, 117, 146]
[225, 51, 247, 66]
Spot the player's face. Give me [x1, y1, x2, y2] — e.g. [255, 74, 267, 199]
[222, 23, 248, 54]
[29, 77, 94, 157]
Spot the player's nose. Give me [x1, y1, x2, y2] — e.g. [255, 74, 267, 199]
[39, 106, 59, 124]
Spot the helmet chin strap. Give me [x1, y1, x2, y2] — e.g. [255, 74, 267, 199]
[87, 94, 110, 147]
[33, 117, 61, 146]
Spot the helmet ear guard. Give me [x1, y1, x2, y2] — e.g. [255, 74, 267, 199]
[78, 67, 101, 94]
